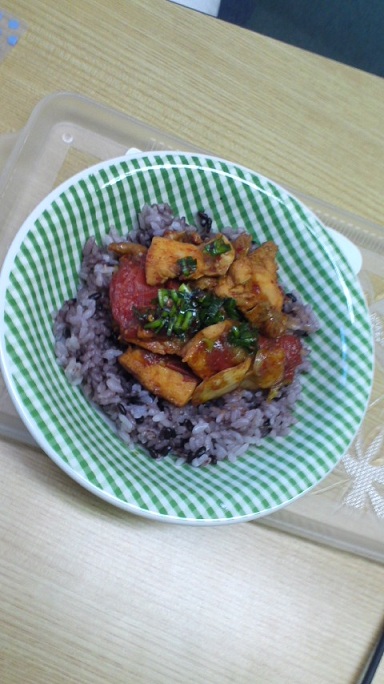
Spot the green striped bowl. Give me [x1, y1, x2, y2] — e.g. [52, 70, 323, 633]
[0, 152, 373, 524]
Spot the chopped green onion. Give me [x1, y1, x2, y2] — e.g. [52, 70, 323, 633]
[228, 322, 258, 352]
[181, 310, 193, 331]
[158, 289, 169, 307]
[203, 338, 215, 351]
[203, 236, 231, 257]
[144, 319, 164, 332]
[177, 256, 197, 277]
[136, 283, 246, 341]
[223, 297, 241, 320]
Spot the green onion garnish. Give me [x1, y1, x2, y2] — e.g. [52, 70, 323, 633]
[177, 256, 197, 277]
[227, 322, 258, 352]
[135, 284, 246, 340]
[203, 236, 231, 257]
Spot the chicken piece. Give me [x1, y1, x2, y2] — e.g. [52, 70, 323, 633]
[232, 233, 253, 258]
[121, 328, 185, 356]
[191, 276, 218, 291]
[200, 235, 235, 276]
[191, 357, 251, 405]
[145, 233, 236, 285]
[182, 320, 247, 379]
[247, 307, 288, 338]
[119, 347, 198, 407]
[214, 241, 287, 335]
[215, 241, 283, 311]
[216, 252, 252, 293]
[248, 242, 283, 310]
[214, 254, 254, 307]
[145, 237, 205, 285]
[216, 280, 259, 313]
[241, 335, 303, 391]
[108, 242, 147, 257]
[163, 229, 203, 245]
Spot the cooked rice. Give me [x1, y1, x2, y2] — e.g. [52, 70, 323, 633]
[53, 204, 319, 466]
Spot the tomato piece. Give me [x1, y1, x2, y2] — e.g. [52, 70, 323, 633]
[278, 335, 303, 383]
[254, 337, 285, 388]
[109, 254, 159, 337]
[110, 254, 180, 338]
[257, 335, 303, 385]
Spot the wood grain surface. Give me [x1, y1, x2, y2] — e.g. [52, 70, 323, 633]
[0, 0, 383, 224]
[0, 2, 383, 683]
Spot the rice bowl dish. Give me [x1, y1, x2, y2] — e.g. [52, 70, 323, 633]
[53, 203, 319, 467]
[0, 152, 373, 523]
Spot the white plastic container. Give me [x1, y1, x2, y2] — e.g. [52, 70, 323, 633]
[0, 93, 383, 561]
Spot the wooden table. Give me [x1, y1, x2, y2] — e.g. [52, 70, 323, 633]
[0, 2, 383, 683]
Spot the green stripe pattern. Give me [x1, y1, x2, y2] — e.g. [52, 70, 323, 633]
[1, 153, 373, 523]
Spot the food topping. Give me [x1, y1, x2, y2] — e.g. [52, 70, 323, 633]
[109, 218, 306, 406]
[119, 348, 198, 407]
[54, 203, 320, 467]
[182, 321, 248, 379]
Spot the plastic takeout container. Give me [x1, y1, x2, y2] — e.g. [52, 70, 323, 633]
[0, 93, 383, 559]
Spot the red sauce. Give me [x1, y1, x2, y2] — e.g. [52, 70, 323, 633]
[204, 336, 246, 375]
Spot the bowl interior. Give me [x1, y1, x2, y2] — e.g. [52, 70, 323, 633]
[0, 152, 373, 523]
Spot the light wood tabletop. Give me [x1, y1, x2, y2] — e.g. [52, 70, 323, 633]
[0, 2, 383, 683]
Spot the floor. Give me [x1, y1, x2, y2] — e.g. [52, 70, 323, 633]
[170, 0, 384, 78]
